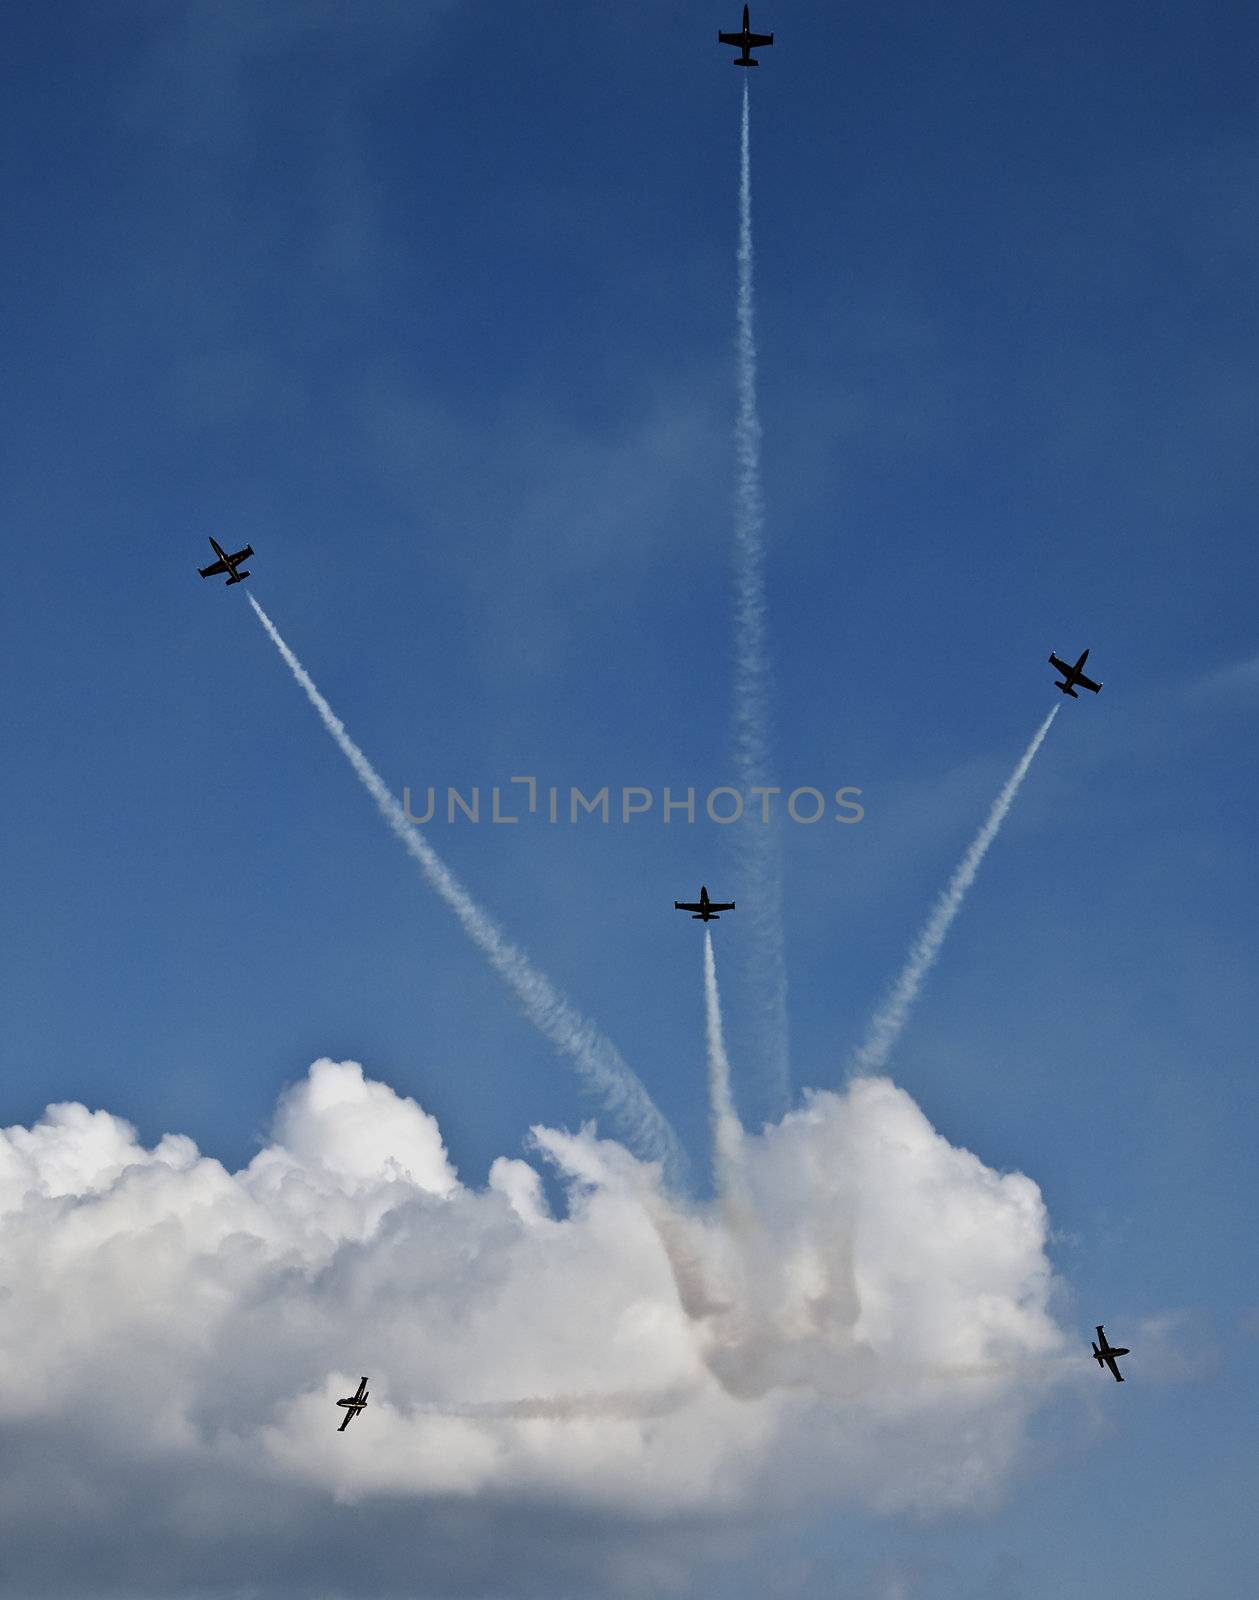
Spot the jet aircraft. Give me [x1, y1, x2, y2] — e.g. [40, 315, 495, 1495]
[336, 1375, 369, 1429]
[718, 5, 773, 66]
[1048, 648, 1102, 698]
[1091, 1326, 1130, 1382]
[198, 536, 254, 586]
[675, 885, 736, 921]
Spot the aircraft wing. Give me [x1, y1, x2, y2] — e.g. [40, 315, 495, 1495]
[1103, 1352, 1124, 1381]
[338, 1408, 356, 1431]
[706, 902, 736, 913]
[199, 559, 229, 578]
[1048, 653, 1072, 675]
[229, 545, 254, 564]
[745, 31, 773, 45]
[718, 31, 740, 44]
[1075, 671, 1102, 693]
[675, 901, 703, 913]
[354, 1377, 368, 1402]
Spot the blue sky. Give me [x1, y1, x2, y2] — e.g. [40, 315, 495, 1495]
[2, 2, 1257, 1596]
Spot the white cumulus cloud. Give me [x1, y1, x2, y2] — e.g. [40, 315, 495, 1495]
[0, 1059, 1071, 1596]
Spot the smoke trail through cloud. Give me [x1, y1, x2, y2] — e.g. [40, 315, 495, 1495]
[852, 707, 1060, 1076]
[417, 1386, 697, 1423]
[730, 80, 791, 1116]
[248, 595, 684, 1182]
[702, 930, 745, 1202]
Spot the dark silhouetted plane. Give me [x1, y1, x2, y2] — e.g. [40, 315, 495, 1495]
[336, 1376, 369, 1430]
[1091, 1326, 1129, 1382]
[1049, 648, 1102, 697]
[718, 5, 773, 65]
[675, 885, 736, 921]
[198, 536, 253, 586]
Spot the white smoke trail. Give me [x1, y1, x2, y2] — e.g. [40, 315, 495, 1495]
[852, 706, 1060, 1076]
[702, 929, 745, 1202]
[730, 79, 791, 1116]
[415, 1386, 697, 1424]
[248, 596, 684, 1182]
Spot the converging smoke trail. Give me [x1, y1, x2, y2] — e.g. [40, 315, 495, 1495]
[731, 79, 791, 1116]
[702, 930, 745, 1202]
[852, 706, 1060, 1077]
[248, 596, 684, 1183]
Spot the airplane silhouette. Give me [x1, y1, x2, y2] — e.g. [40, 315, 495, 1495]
[675, 885, 736, 922]
[336, 1375, 369, 1429]
[1049, 647, 1102, 698]
[1091, 1326, 1130, 1382]
[718, 5, 773, 66]
[198, 536, 253, 587]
